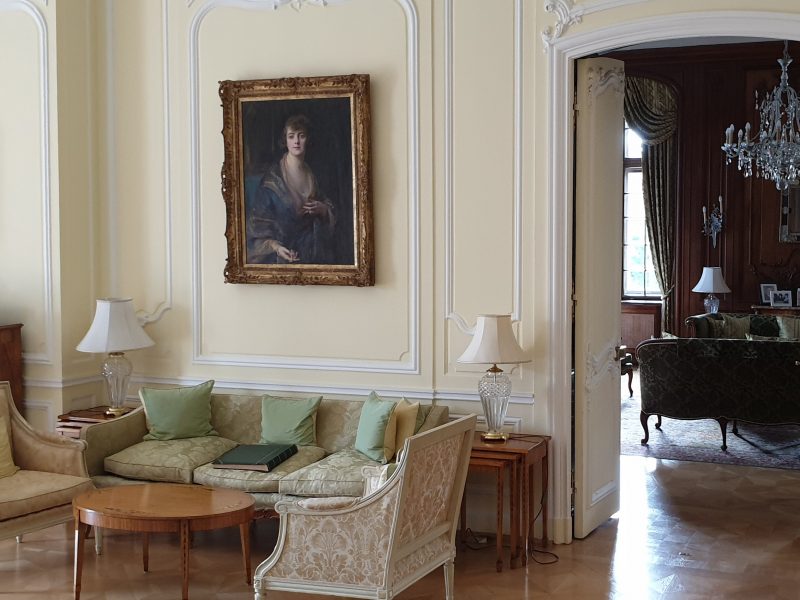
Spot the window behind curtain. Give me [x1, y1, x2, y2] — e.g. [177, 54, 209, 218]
[623, 124, 662, 299]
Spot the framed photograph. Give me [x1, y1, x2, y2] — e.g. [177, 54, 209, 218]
[219, 74, 373, 286]
[760, 283, 778, 304]
[770, 289, 792, 307]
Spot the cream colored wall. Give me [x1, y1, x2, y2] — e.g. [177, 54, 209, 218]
[3, 0, 800, 534]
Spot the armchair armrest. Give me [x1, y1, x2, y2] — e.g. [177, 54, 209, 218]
[81, 407, 148, 476]
[11, 416, 88, 478]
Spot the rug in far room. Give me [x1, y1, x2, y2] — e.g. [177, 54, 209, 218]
[620, 376, 800, 471]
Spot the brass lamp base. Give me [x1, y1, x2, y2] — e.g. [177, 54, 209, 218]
[480, 431, 509, 442]
[104, 406, 130, 417]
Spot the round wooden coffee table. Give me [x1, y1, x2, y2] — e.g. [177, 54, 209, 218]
[72, 483, 255, 600]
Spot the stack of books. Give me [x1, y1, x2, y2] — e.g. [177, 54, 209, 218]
[56, 406, 116, 438]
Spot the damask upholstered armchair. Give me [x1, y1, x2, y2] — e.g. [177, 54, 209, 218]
[0, 381, 94, 542]
[253, 414, 477, 600]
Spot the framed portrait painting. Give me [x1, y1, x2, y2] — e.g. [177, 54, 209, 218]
[220, 74, 373, 286]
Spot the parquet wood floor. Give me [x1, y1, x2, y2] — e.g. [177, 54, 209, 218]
[3, 455, 800, 599]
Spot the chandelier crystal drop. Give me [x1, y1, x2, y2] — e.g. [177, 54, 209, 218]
[722, 41, 800, 191]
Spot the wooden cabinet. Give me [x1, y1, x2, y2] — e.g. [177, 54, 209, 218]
[0, 324, 24, 412]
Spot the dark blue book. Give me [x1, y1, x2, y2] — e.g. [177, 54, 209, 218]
[212, 443, 297, 472]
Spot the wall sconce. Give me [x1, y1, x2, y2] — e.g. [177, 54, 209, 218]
[702, 195, 724, 248]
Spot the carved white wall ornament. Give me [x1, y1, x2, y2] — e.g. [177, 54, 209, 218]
[585, 65, 624, 107]
[582, 343, 617, 403]
[541, 0, 659, 51]
[541, 0, 583, 51]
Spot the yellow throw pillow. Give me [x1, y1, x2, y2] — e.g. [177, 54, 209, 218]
[777, 316, 800, 340]
[0, 415, 19, 478]
[393, 398, 420, 457]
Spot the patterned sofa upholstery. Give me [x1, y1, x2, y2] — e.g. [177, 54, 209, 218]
[685, 312, 785, 339]
[79, 392, 449, 513]
[636, 337, 800, 450]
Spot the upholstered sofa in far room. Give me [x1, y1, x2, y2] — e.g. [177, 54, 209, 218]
[637, 312, 800, 450]
[79, 388, 449, 514]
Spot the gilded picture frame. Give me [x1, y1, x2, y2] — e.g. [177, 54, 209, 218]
[220, 74, 373, 286]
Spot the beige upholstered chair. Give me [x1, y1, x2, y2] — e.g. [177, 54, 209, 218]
[254, 414, 476, 600]
[0, 381, 94, 542]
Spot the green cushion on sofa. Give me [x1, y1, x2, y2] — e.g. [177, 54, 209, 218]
[141, 380, 217, 441]
[260, 395, 322, 446]
[354, 392, 397, 464]
[104, 436, 237, 484]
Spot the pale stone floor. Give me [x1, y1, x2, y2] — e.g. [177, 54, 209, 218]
[3, 454, 800, 599]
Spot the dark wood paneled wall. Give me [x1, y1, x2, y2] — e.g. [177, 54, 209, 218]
[610, 42, 800, 335]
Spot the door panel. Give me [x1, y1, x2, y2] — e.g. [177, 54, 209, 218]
[573, 57, 625, 539]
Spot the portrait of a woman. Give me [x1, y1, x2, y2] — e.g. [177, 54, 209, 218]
[245, 114, 338, 265]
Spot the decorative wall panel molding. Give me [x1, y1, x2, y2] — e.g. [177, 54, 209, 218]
[188, 0, 420, 373]
[0, 0, 54, 365]
[137, 0, 173, 325]
[445, 0, 523, 336]
[541, 0, 654, 51]
[187, 0, 346, 9]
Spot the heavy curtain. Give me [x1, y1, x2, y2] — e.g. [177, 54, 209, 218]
[624, 77, 678, 333]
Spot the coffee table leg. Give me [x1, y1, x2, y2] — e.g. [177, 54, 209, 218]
[180, 520, 190, 600]
[142, 532, 149, 572]
[240, 522, 252, 585]
[73, 514, 87, 600]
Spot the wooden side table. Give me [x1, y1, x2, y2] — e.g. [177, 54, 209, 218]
[462, 432, 549, 571]
[56, 406, 118, 437]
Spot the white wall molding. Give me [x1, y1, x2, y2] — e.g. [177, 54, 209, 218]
[22, 399, 53, 430]
[188, 0, 420, 373]
[444, 0, 523, 337]
[187, 0, 347, 9]
[541, 0, 657, 51]
[137, 0, 174, 325]
[546, 8, 800, 545]
[0, 0, 54, 365]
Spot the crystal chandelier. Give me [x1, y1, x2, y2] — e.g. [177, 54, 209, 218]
[722, 41, 800, 191]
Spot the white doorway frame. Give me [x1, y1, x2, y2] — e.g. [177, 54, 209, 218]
[546, 10, 800, 545]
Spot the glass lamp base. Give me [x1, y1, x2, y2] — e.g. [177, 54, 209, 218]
[478, 366, 512, 442]
[102, 352, 132, 414]
[703, 293, 720, 314]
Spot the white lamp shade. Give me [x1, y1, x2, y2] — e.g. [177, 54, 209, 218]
[457, 314, 530, 365]
[76, 298, 154, 353]
[692, 267, 731, 294]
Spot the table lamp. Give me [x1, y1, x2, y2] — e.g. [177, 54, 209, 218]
[692, 266, 731, 314]
[76, 298, 154, 416]
[457, 314, 530, 441]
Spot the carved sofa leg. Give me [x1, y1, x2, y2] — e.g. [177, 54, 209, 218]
[716, 418, 728, 450]
[640, 411, 650, 445]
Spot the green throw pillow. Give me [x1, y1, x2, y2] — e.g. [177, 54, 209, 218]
[355, 392, 398, 464]
[260, 395, 322, 446]
[141, 380, 217, 441]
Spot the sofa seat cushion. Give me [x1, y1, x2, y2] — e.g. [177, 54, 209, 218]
[0, 470, 94, 521]
[105, 436, 237, 484]
[278, 447, 384, 497]
[192, 445, 326, 493]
